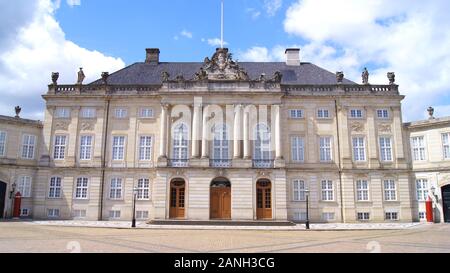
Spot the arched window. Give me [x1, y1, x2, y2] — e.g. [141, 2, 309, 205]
[254, 123, 272, 168]
[211, 124, 230, 167]
[172, 123, 188, 167]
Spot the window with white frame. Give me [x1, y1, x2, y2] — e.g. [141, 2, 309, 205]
[172, 123, 189, 165]
[114, 108, 127, 118]
[110, 178, 123, 199]
[357, 212, 370, 221]
[139, 136, 153, 161]
[294, 212, 307, 221]
[109, 210, 121, 219]
[321, 180, 334, 201]
[112, 136, 125, 160]
[322, 212, 335, 221]
[379, 136, 393, 161]
[80, 107, 96, 118]
[411, 136, 426, 161]
[292, 180, 306, 201]
[75, 177, 89, 199]
[54, 107, 70, 118]
[47, 209, 60, 218]
[317, 109, 330, 119]
[136, 211, 149, 219]
[48, 177, 62, 198]
[289, 109, 303, 118]
[21, 134, 36, 159]
[385, 212, 399, 220]
[383, 179, 397, 201]
[416, 179, 428, 201]
[18, 176, 32, 197]
[0, 131, 6, 156]
[79, 135, 93, 160]
[212, 124, 229, 163]
[291, 136, 304, 162]
[350, 109, 363, 118]
[377, 109, 389, 119]
[319, 137, 332, 162]
[356, 180, 369, 201]
[53, 135, 67, 160]
[137, 178, 150, 200]
[442, 133, 450, 159]
[352, 137, 366, 161]
[73, 209, 87, 218]
[20, 208, 30, 217]
[254, 124, 271, 165]
[139, 108, 154, 118]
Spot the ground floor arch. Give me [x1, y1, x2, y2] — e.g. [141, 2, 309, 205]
[0, 181, 6, 219]
[256, 179, 272, 220]
[210, 177, 231, 219]
[169, 178, 186, 219]
[442, 184, 450, 223]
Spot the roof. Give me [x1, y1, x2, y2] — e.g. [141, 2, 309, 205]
[404, 116, 450, 129]
[90, 62, 357, 86]
[0, 115, 42, 127]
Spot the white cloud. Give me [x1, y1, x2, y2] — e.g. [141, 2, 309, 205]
[180, 30, 193, 39]
[282, 0, 450, 121]
[0, 0, 125, 120]
[66, 0, 81, 7]
[246, 8, 261, 20]
[264, 0, 282, 16]
[205, 38, 228, 47]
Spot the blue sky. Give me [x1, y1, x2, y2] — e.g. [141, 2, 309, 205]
[1, 0, 450, 122]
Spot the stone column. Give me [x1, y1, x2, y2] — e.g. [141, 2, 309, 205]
[159, 104, 168, 159]
[191, 102, 201, 158]
[274, 105, 282, 159]
[243, 109, 250, 159]
[233, 104, 242, 159]
[201, 106, 209, 158]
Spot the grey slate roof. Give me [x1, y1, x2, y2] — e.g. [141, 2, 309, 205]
[90, 62, 357, 85]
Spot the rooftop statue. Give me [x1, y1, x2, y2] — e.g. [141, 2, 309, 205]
[362, 67, 369, 85]
[77, 67, 85, 85]
[194, 48, 249, 81]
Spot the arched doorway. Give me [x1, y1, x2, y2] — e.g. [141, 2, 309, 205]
[442, 185, 450, 223]
[256, 179, 272, 220]
[0, 181, 6, 219]
[169, 179, 186, 219]
[210, 178, 231, 219]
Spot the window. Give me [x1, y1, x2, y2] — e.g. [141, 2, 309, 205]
[416, 179, 428, 201]
[291, 136, 304, 162]
[442, 133, 450, 159]
[136, 211, 149, 219]
[18, 176, 32, 197]
[292, 180, 306, 201]
[112, 136, 125, 160]
[55, 107, 70, 118]
[20, 208, 30, 217]
[411, 136, 426, 161]
[114, 108, 127, 118]
[140, 108, 154, 118]
[419, 212, 426, 220]
[350, 109, 363, 118]
[47, 209, 60, 218]
[294, 212, 307, 221]
[139, 136, 153, 161]
[322, 212, 335, 221]
[53, 135, 67, 160]
[212, 124, 229, 166]
[110, 178, 123, 199]
[80, 107, 96, 118]
[317, 109, 330, 119]
[137, 178, 150, 200]
[79, 135, 93, 160]
[75, 177, 89, 199]
[172, 123, 189, 166]
[377, 109, 389, 119]
[319, 137, 332, 162]
[289, 109, 303, 118]
[48, 177, 62, 198]
[385, 212, 399, 221]
[321, 180, 334, 201]
[379, 137, 393, 161]
[357, 212, 370, 221]
[352, 137, 366, 161]
[73, 210, 86, 219]
[0, 131, 6, 156]
[384, 179, 397, 201]
[109, 210, 121, 219]
[356, 180, 369, 201]
[254, 124, 272, 167]
[21, 134, 36, 159]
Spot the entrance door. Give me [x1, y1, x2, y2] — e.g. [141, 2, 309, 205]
[442, 185, 450, 223]
[210, 179, 231, 219]
[169, 179, 185, 219]
[0, 182, 6, 219]
[256, 180, 272, 219]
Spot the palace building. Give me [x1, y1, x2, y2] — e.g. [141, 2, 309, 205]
[0, 47, 449, 223]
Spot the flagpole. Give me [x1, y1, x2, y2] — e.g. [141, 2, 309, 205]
[221, 0, 224, 48]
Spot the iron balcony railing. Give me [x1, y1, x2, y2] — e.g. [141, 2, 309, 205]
[252, 159, 274, 168]
[168, 158, 189, 167]
[210, 159, 232, 168]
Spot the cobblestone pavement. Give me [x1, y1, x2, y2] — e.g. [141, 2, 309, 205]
[0, 221, 448, 253]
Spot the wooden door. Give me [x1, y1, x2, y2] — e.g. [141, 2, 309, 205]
[210, 187, 231, 219]
[256, 180, 272, 219]
[442, 185, 450, 223]
[169, 180, 185, 219]
[0, 182, 6, 219]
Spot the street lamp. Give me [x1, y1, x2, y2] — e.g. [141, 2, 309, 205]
[305, 189, 310, 230]
[131, 187, 138, 228]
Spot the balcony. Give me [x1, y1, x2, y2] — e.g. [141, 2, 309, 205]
[210, 159, 232, 168]
[168, 158, 189, 167]
[252, 159, 274, 168]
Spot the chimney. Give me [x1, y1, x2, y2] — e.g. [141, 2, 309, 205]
[285, 48, 300, 66]
[145, 48, 160, 64]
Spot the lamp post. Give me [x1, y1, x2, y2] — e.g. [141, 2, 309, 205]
[305, 189, 310, 230]
[131, 187, 138, 228]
